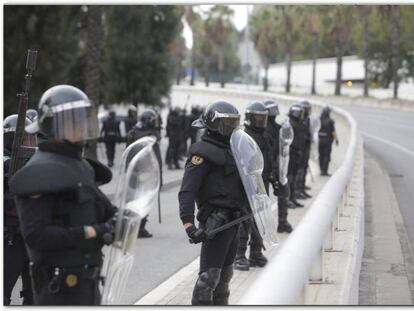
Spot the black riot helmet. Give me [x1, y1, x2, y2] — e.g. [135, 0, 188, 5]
[321, 106, 331, 119]
[300, 100, 312, 118]
[137, 108, 157, 130]
[4, 114, 37, 151]
[244, 101, 269, 129]
[192, 100, 240, 137]
[263, 99, 279, 117]
[26, 109, 38, 122]
[288, 104, 305, 122]
[25, 85, 99, 144]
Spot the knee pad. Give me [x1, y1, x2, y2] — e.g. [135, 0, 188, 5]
[191, 268, 221, 305]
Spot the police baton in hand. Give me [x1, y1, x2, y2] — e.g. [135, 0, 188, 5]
[205, 214, 253, 240]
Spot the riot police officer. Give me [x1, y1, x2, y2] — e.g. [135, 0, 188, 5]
[287, 105, 306, 208]
[296, 101, 313, 200]
[124, 105, 137, 134]
[264, 100, 294, 234]
[234, 101, 269, 271]
[3, 115, 36, 305]
[178, 101, 246, 305]
[126, 108, 163, 238]
[165, 107, 182, 169]
[318, 106, 338, 176]
[9, 85, 117, 305]
[101, 110, 121, 167]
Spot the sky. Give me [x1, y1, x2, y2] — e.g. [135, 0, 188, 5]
[182, 5, 253, 49]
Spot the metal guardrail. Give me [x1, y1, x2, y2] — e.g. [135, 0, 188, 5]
[173, 85, 362, 305]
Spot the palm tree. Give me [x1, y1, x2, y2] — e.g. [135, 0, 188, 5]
[250, 6, 278, 91]
[185, 6, 202, 86]
[205, 5, 235, 88]
[359, 5, 371, 97]
[84, 5, 103, 160]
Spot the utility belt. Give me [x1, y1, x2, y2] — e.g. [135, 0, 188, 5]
[198, 206, 241, 232]
[30, 262, 101, 294]
[4, 225, 21, 246]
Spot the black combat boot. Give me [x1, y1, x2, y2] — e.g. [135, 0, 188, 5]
[234, 255, 250, 271]
[213, 265, 233, 305]
[277, 220, 293, 233]
[138, 216, 153, 238]
[249, 243, 268, 268]
[191, 268, 221, 305]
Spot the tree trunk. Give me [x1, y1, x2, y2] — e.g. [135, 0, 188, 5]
[84, 5, 103, 160]
[334, 39, 343, 96]
[285, 51, 292, 93]
[311, 32, 318, 95]
[218, 49, 225, 88]
[264, 66, 269, 91]
[390, 5, 400, 99]
[362, 7, 370, 97]
[190, 36, 196, 86]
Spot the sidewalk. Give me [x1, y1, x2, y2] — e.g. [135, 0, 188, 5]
[359, 153, 413, 305]
[135, 159, 330, 305]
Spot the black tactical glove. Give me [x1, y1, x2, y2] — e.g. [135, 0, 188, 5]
[335, 139, 339, 146]
[93, 212, 118, 245]
[185, 225, 208, 244]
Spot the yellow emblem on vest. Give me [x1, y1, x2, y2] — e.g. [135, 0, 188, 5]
[65, 274, 78, 287]
[191, 155, 204, 165]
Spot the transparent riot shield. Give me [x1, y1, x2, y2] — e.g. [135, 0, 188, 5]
[230, 128, 278, 245]
[101, 136, 160, 305]
[279, 121, 294, 186]
[310, 116, 321, 160]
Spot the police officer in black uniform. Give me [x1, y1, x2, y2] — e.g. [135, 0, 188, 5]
[101, 110, 121, 167]
[165, 107, 182, 170]
[4, 115, 36, 305]
[178, 101, 247, 305]
[234, 101, 269, 271]
[287, 105, 306, 208]
[126, 108, 163, 238]
[124, 105, 137, 134]
[263, 100, 294, 234]
[188, 106, 202, 146]
[9, 85, 117, 305]
[296, 101, 313, 200]
[318, 106, 338, 176]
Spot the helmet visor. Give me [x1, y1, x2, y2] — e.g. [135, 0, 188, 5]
[216, 114, 240, 137]
[41, 100, 99, 142]
[248, 111, 268, 128]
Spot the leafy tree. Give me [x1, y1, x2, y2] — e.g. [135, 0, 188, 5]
[4, 5, 85, 116]
[170, 34, 187, 85]
[185, 6, 202, 85]
[250, 6, 278, 91]
[102, 6, 183, 106]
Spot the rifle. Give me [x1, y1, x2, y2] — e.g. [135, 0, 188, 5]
[8, 49, 38, 178]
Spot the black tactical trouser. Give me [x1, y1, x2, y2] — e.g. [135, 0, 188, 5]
[297, 144, 311, 192]
[104, 139, 117, 165]
[4, 231, 33, 305]
[318, 139, 333, 174]
[166, 136, 181, 168]
[288, 149, 302, 200]
[236, 179, 269, 258]
[277, 184, 290, 224]
[31, 265, 101, 305]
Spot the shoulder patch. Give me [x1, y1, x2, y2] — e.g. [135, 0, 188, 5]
[191, 155, 204, 166]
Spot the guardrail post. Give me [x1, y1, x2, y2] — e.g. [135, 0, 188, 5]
[309, 247, 324, 282]
[324, 220, 335, 250]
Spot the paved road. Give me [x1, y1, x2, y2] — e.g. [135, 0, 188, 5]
[343, 106, 414, 252]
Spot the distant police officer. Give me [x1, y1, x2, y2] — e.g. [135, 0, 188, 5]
[9, 85, 118, 305]
[101, 110, 121, 167]
[165, 107, 182, 170]
[4, 115, 36, 305]
[318, 106, 338, 176]
[178, 101, 246, 305]
[234, 101, 269, 271]
[296, 101, 313, 199]
[264, 100, 294, 233]
[287, 105, 306, 208]
[126, 108, 163, 238]
[124, 105, 137, 134]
